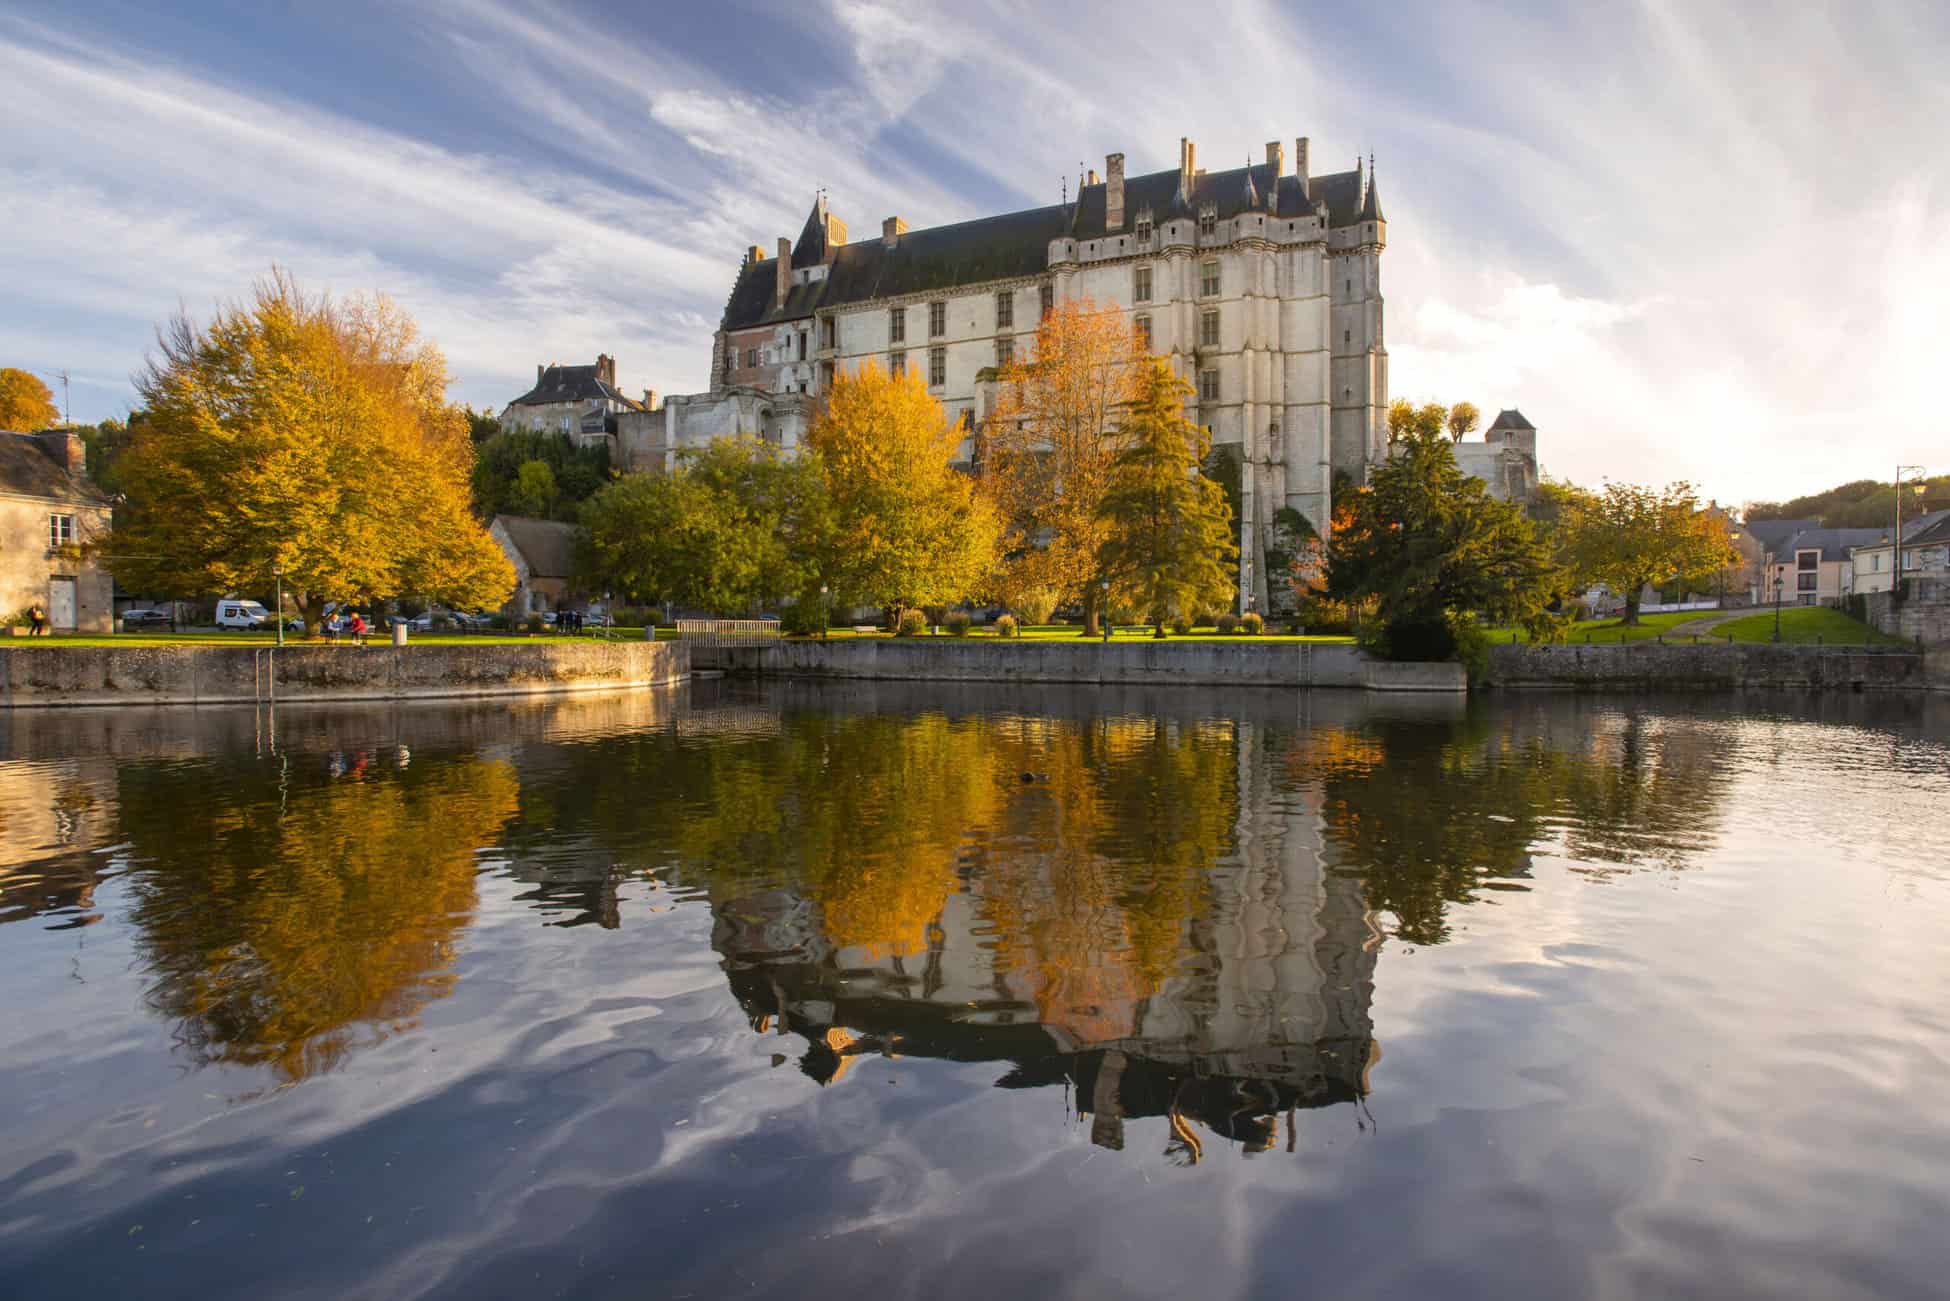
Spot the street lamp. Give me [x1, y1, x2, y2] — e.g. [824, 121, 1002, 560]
[1101, 579, 1111, 644]
[273, 566, 284, 647]
[1772, 569, 1784, 642]
[819, 584, 829, 640]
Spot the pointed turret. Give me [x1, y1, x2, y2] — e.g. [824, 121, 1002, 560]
[1362, 155, 1382, 221]
[791, 193, 846, 268]
[1240, 158, 1258, 209]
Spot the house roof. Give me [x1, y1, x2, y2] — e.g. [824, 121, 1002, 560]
[492, 515, 578, 578]
[1776, 526, 1886, 564]
[1742, 517, 1816, 553]
[1486, 408, 1535, 432]
[505, 364, 643, 411]
[1847, 509, 1950, 552]
[722, 163, 1377, 331]
[0, 431, 107, 505]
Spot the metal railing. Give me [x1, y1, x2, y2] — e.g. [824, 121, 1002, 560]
[676, 618, 783, 647]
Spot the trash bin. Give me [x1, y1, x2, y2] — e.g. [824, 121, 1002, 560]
[392, 622, 408, 647]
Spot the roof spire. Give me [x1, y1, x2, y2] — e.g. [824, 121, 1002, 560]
[1241, 156, 1258, 208]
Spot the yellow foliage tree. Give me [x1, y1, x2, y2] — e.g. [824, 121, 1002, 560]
[103, 271, 513, 629]
[979, 300, 1145, 635]
[807, 361, 1000, 617]
[0, 367, 60, 430]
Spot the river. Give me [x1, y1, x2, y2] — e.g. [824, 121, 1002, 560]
[1, 683, 1946, 1298]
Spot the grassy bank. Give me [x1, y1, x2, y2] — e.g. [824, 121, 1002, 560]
[1716, 607, 1900, 645]
[3, 631, 604, 649]
[1483, 610, 1702, 645]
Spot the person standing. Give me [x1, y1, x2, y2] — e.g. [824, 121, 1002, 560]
[27, 603, 45, 636]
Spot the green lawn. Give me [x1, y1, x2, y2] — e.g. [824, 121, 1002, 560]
[1483, 610, 1703, 645]
[4, 631, 615, 649]
[784, 623, 1354, 644]
[1715, 606, 1900, 645]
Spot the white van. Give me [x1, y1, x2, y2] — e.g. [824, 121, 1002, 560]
[214, 600, 271, 630]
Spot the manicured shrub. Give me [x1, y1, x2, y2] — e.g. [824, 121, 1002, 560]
[1170, 613, 1192, 635]
[1194, 609, 1222, 630]
[781, 600, 826, 637]
[944, 609, 972, 637]
[1012, 588, 1058, 626]
[1215, 612, 1239, 634]
[895, 608, 928, 638]
[1240, 612, 1264, 636]
[993, 614, 1019, 638]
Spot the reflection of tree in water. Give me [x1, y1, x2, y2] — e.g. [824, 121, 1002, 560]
[1290, 705, 1735, 944]
[118, 752, 518, 1083]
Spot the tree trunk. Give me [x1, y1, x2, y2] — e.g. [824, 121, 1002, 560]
[297, 591, 328, 637]
[1081, 588, 1100, 638]
[1621, 589, 1642, 627]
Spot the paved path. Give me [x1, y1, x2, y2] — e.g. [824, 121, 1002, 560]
[1665, 609, 1752, 639]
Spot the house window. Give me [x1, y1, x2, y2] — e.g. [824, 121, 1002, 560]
[1134, 266, 1152, 302]
[821, 318, 836, 349]
[1134, 314, 1152, 350]
[890, 307, 905, 343]
[1796, 571, 1817, 592]
[1198, 204, 1217, 237]
[744, 347, 758, 368]
[996, 336, 1014, 367]
[1200, 308, 1220, 348]
[1039, 283, 1054, 318]
[929, 346, 946, 387]
[890, 350, 906, 377]
[1200, 260, 1220, 296]
[49, 513, 75, 548]
[1198, 368, 1219, 403]
[1135, 212, 1153, 241]
[929, 301, 946, 337]
[1796, 550, 1818, 571]
[996, 290, 1013, 328]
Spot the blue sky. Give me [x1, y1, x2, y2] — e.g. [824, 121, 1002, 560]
[2, 0, 1945, 503]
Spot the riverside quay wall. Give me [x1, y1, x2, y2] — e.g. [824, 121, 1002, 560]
[699, 638, 1467, 691]
[1484, 642, 1929, 691]
[0, 640, 689, 708]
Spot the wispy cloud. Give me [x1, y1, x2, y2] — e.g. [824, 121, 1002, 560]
[0, 1, 1944, 501]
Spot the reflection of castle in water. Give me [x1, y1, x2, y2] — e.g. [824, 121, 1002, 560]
[714, 723, 1382, 1159]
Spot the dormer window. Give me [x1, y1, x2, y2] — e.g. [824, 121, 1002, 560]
[1198, 204, 1217, 237]
[1135, 209, 1153, 241]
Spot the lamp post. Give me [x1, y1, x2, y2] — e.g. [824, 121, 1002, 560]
[820, 584, 829, 640]
[1895, 465, 1927, 599]
[273, 566, 284, 647]
[1101, 579, 1111, 644]
[1772, 569, 1784, 642]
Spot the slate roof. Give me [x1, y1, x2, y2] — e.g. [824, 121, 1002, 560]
[1742, 517, 1816, 554]
[1848, 509, 1950, 551]
[1487, 408, 1535, 432]
[492, 515, 579, 578]
[723, 163, 1378, 331]
[0, 431, 107, 505]
[506, 364, 643, 410]
[1775, 526, 1886, 564]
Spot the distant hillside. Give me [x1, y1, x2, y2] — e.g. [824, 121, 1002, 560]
[1747, 475, 1950, 528]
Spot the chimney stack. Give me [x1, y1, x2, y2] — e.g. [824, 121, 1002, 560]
[1295, 137, 1311, 201]
[1105, 152, 1125, 230]
[775, 236, 791, 308]
[643, 388, 660, 410]
[1266, 141, 1284, 176]
[1087, 167, 1099, 186]
[537, 363, 545, 384]
[746, 244, 763, 265]
[882, 215, 907, 249]
[597, 353, 616, 386]
[1179, 137, 1197, 190]
[37, 430, 85, 479]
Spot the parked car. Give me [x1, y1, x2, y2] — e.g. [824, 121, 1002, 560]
[214, 600, 271, 630]
[121, 607, 172, 630]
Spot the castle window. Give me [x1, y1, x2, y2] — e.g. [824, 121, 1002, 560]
[996, 290, 1013, 328]
[996, 336, 1014, 367]
[1343, 329, 1351, 346]
[1134, 314, 1152, 350]
[820, 361, 834, 390]
[891, 350, 906, 377]
[821, 318, 836, 349]
[1200, 309, 1220, 348]
[929, 346, 946, 387]
[1136, 212, 1153, 241]
[929, 301, 946, 337]
[1200, 260, 1220, 297]
[890, 307, 905, 343]
[1039, 283, 1054, 318]
[1198, 205, 1217, 237]
[1198, 368, 1219, 403]
[1134, 266, 1152, 303]
[744, 348, 757, 368]
[799, 332, 807, 360]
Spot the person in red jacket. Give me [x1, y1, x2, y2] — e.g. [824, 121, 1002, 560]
[348, 611, 368, 645]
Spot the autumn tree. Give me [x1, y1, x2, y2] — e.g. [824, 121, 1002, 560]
[1327, 426, 1557, 660]
[0, 368, 60, 430]
[980, 299, 1144, 636]
[578, 436, 830, 614]
[103, 271, 513, 631]
[1096, 359, 1237, 635]
[808, 362, 1000, 618]
[1554, 480, 1740, 624]
[1446, 401, 1480, 443]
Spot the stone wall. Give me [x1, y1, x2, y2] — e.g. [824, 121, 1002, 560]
[0, 640, 688, 708]
[1485, 642, 1926, 691]
[1860, 585, 1950, 646]
[699, 638, 1465, 691]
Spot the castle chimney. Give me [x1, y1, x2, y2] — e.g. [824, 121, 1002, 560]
[537, 363, 545, 384]
[746, 244, 762, 265]
[1105, 152, 1125, 230]
[597, 353, 615, 386]
[1087, 167, 1099, 186]
[1180, 137, 1195, 192]
[882, 215, 907, 249]
[1266, 141, 1284, 176]
[775, 236, 791, 308]
[643, 388, 659, 410]
[1295, 137, 1311, 201]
